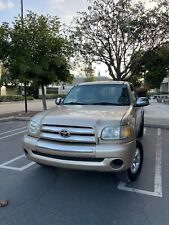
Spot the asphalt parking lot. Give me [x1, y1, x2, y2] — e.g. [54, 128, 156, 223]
[0, 121, 169, 225]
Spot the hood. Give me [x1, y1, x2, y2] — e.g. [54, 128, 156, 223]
[38, 105, 130, 128]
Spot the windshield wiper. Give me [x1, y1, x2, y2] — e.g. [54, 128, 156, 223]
[64, 102, 87, 105]
[90, 102, 121, 105]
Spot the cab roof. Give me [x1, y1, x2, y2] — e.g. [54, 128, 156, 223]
[77, 81, 128, 86]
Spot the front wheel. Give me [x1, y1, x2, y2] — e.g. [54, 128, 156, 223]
[116, 141, 143, 183]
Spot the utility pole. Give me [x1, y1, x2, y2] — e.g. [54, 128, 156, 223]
[21, 0, 28, 113]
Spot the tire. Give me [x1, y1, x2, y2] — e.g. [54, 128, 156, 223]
[137, 115, 144, 138]
[116, 141, 143, 183]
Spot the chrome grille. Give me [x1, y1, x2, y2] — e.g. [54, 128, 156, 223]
[40, 125, 96, 144]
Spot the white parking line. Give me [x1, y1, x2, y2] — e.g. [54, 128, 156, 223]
[118, 182, 159, 197]
[0, 162, 35, 171]
[19, 162, 35, 171]
[118, 128, 163, 198]
[0, 154, 35, 171]
[0, 130, 27, 140]
[0, 154, 25, 166]
[0, 127, 27, 136]
[144, 128, 147, 135]
[154, 129, 162, 197]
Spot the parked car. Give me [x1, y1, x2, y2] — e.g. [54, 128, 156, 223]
[23, 81, 149, 182]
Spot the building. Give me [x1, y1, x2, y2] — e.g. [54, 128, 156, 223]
[160, 77, 169, 92]
[0, 63, 6, 96]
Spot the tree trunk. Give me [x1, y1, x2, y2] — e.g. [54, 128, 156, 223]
[41, 82, 47, 110]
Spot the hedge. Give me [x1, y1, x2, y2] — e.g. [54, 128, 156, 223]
[0, 95, 34, 102]
[0, 94, 66, 102]
[39, 94, 66, 99]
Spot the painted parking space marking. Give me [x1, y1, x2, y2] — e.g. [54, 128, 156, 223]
[144, 127, 147, 135]
[154, 128, 162, 197]
[0, 127, 27, 136]
[118, 128, 163, 198]
[0, 154, 35, 172]
[0, 126, 35, 171]
[0, 130, 27, 140]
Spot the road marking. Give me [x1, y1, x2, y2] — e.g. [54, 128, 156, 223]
[118, 182, 159, 197]
[118, 128, 163, 198]
[144, 128, 147, 135]
[0, 154, 35, 171]
[154, 128, 162, 197]
[19, 162, 35, 171]
[0, 154, 25, 166]
[0, 130, 27, 140]
[0, 127, 27, 136]
[0, 162, 35, 171]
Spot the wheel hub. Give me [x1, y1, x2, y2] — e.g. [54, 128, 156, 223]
[130, 147, 141, 174]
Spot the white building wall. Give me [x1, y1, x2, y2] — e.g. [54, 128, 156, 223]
[0, 63, 7, 96]
[160, 77, 169, 92]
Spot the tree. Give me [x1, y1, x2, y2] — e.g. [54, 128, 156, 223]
[0, 23, 10, 88]
[84, 62, 96, 82]
[70, 0, 169, 81]
[130, 44, 169, 89]
[0, 23, 10, 63]
[8, 11, 73, 110]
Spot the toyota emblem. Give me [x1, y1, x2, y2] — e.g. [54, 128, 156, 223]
[59, 129, 71, 138]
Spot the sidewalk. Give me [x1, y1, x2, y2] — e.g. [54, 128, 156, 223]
[0, 99, 169, 128]
[0, 99, 55, 115]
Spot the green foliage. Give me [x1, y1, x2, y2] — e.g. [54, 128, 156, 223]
[3, 11, 73, 109]
[0, 95, 34, 102]
[39, 94, 66, 99]
[128, 75, 142, 88]
[84, 62, 96, 82]
[131, 44, 169, 89]
[29, 81, 39, 99]
[84, 76, 96, 82]
[0, 23, 10, 62]
[9, 11, 72, 85]
[0, 23, 10, 87]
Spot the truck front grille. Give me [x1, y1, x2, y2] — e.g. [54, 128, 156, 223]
[40, 125, 96, 144]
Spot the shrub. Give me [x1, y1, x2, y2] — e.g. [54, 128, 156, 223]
[0, 95, 34, 102]
[39, 94, 66, 99]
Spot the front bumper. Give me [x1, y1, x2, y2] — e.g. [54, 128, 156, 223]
[23, 135, 136, 172]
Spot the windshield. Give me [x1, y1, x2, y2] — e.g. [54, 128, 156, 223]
[63, 84, 130, 106]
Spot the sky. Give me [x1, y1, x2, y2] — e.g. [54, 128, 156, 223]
[0, 0, 89, 25]
[0, 0, 155, 25]
[0, 0, 155, 77]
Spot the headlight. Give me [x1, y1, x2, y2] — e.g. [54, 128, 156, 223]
[101, 126, 132, 140]
[28, 120, 40, 136]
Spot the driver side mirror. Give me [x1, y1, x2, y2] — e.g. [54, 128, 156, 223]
[55, 97, 63, 105]
[135, 97, 149, 107]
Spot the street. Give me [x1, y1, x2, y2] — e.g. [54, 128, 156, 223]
[0, 120, 168, 225]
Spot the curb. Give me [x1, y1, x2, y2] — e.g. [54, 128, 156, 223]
[0, 116, 15, 122]
[15, 117, 31, 121]
[0, 116, 31, 122]
[145, 123, 169, 129]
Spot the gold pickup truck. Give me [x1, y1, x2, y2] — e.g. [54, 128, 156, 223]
[23, 81, 149, 182]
